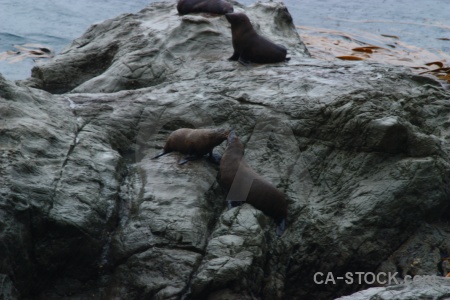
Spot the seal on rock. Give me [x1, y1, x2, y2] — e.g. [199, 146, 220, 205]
[152, 128, 229, 164]
[177, 0, 233, 16]
[225, 12, 289, 64]
[220, 130, 288, 235]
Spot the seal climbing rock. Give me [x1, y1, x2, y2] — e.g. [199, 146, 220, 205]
[220, 130, 288, 235]
[225, 12, 289, 64]
[177, 0, 233, 15]
[152, 128, 229, 164]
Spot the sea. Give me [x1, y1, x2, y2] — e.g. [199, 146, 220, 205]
[0, 0, 449, 80]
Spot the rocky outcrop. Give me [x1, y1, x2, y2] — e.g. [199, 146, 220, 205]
[336, 277, 450, 300]
[25, 1, 308, 94]
[2, 1, 450, 299]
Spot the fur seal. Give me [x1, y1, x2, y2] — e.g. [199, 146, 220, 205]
[152, 128, 229, 164]
[220, 130, 288, 235]
[225, 12, 289, 64]
[177, 0, 233, 15]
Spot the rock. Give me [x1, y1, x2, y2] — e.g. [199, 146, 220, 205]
[364, 116, 408, 153]
[336, 277, 450, 300]
[0, 274, 19, 300]
[2, 1, 450, 299]
[23, 1, 309, 94]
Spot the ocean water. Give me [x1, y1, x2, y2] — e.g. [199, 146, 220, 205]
[0, 0, 449, 80]
[0, 0, 148, 80]
[283, 0, 450, 55]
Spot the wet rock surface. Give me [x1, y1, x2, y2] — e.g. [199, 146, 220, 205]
[336, 277, 450, 300]
[2, 1, 450, 299]
[24, 1, 308, 94]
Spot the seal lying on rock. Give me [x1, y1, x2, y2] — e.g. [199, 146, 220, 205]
[177, 0, 233, 15]
[225, 12, 289, 64]
[152, 128, 229, 165]
[220, 130, 288, 235]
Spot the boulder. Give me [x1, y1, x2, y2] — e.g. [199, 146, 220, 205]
[25, 1, 308, 94]
[1, 1, 450, 299]
[336, 277, 450, 300]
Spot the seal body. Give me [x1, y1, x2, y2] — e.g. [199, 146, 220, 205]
[220, 130, 288, 228]
[153, 128, 229, 164]
[177, 0, 233, 15]
[225, 12, 288, 64]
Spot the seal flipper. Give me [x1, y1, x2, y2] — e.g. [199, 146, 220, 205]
[238, 57, 251, 66]
[178, 155, 202, 165]
[228, 51, 240, 61]
[152, 151, 167, 159]
[221, 187, 245, 209]
[276, 218, 286, 237]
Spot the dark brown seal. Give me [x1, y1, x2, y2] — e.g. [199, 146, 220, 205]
[177, 0, 233, 15]
[225, 12, 289, 64]
[220, 130, 288, 235]
[152, 128, 229, 164]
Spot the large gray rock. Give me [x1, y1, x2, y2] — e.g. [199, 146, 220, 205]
[2, 1, 450, 299]
[25, 1, 308, 94]
[336, 277, 450, 300]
